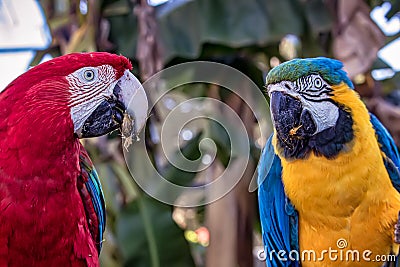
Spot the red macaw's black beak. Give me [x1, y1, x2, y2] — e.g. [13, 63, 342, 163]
[78, 88, 125, 138]
[78, 71, 148, 138]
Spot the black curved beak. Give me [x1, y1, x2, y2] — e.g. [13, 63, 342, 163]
[78, 85, 125, 138]
[77, 70, 148, 139]
[270, 91, 316, 152]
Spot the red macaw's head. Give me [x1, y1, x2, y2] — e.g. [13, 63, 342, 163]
[1, 52, 148, 142]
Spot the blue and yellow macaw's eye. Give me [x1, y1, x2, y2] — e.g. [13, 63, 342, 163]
[266, 58, 354, 160]
[267, 74, 333, 102]
[293, 74, 333, 101]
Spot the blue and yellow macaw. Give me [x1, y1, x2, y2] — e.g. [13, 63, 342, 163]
[258, 57, 400, 266]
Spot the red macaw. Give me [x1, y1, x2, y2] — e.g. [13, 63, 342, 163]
[0, 52, 148, 266]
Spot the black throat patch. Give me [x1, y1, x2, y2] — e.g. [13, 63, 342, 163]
[307, 107, 353, 158]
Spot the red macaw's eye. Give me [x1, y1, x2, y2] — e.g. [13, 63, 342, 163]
[83, 69, 95, 81]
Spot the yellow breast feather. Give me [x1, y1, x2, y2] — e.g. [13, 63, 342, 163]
[274, 82, 400, 266]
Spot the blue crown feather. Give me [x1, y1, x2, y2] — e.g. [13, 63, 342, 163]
[266, 57, 354, 89]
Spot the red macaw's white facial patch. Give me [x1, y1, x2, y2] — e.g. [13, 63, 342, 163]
[66, 64, 148, 143]
[66, 64, 118, 132]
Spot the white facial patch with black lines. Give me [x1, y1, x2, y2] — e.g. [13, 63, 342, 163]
[67, 65, 117, 132]
[294, 74, 333, 102]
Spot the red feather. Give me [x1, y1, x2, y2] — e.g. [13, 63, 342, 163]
[0, 52, 131, 266]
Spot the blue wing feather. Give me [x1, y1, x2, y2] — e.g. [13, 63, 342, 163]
[84, 165, 106, 249]
[78, 145, 106, 253]
[370, 113, 400, 192]
[370, 113, 400, 266]
[258, 135, 299, 266]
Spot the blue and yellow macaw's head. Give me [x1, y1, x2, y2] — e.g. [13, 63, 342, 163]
[266, 57, 356, 160]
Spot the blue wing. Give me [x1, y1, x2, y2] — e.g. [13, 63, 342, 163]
[78, 144, 106, 253]
[370, 113, 400, 267]
[370, 113, 400, 193]
[258, 135, 299, 267]
[258, 115, 400, 266]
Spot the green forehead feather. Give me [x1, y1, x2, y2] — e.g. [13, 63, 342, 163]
[266, 57, 354, 89]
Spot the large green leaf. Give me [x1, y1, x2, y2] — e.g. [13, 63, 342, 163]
[104, 0, 332, 63]
[156, 0, 305, 62]
[105, 0, 139, 61]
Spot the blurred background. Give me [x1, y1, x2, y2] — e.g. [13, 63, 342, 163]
[0, 0, 399, 266]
